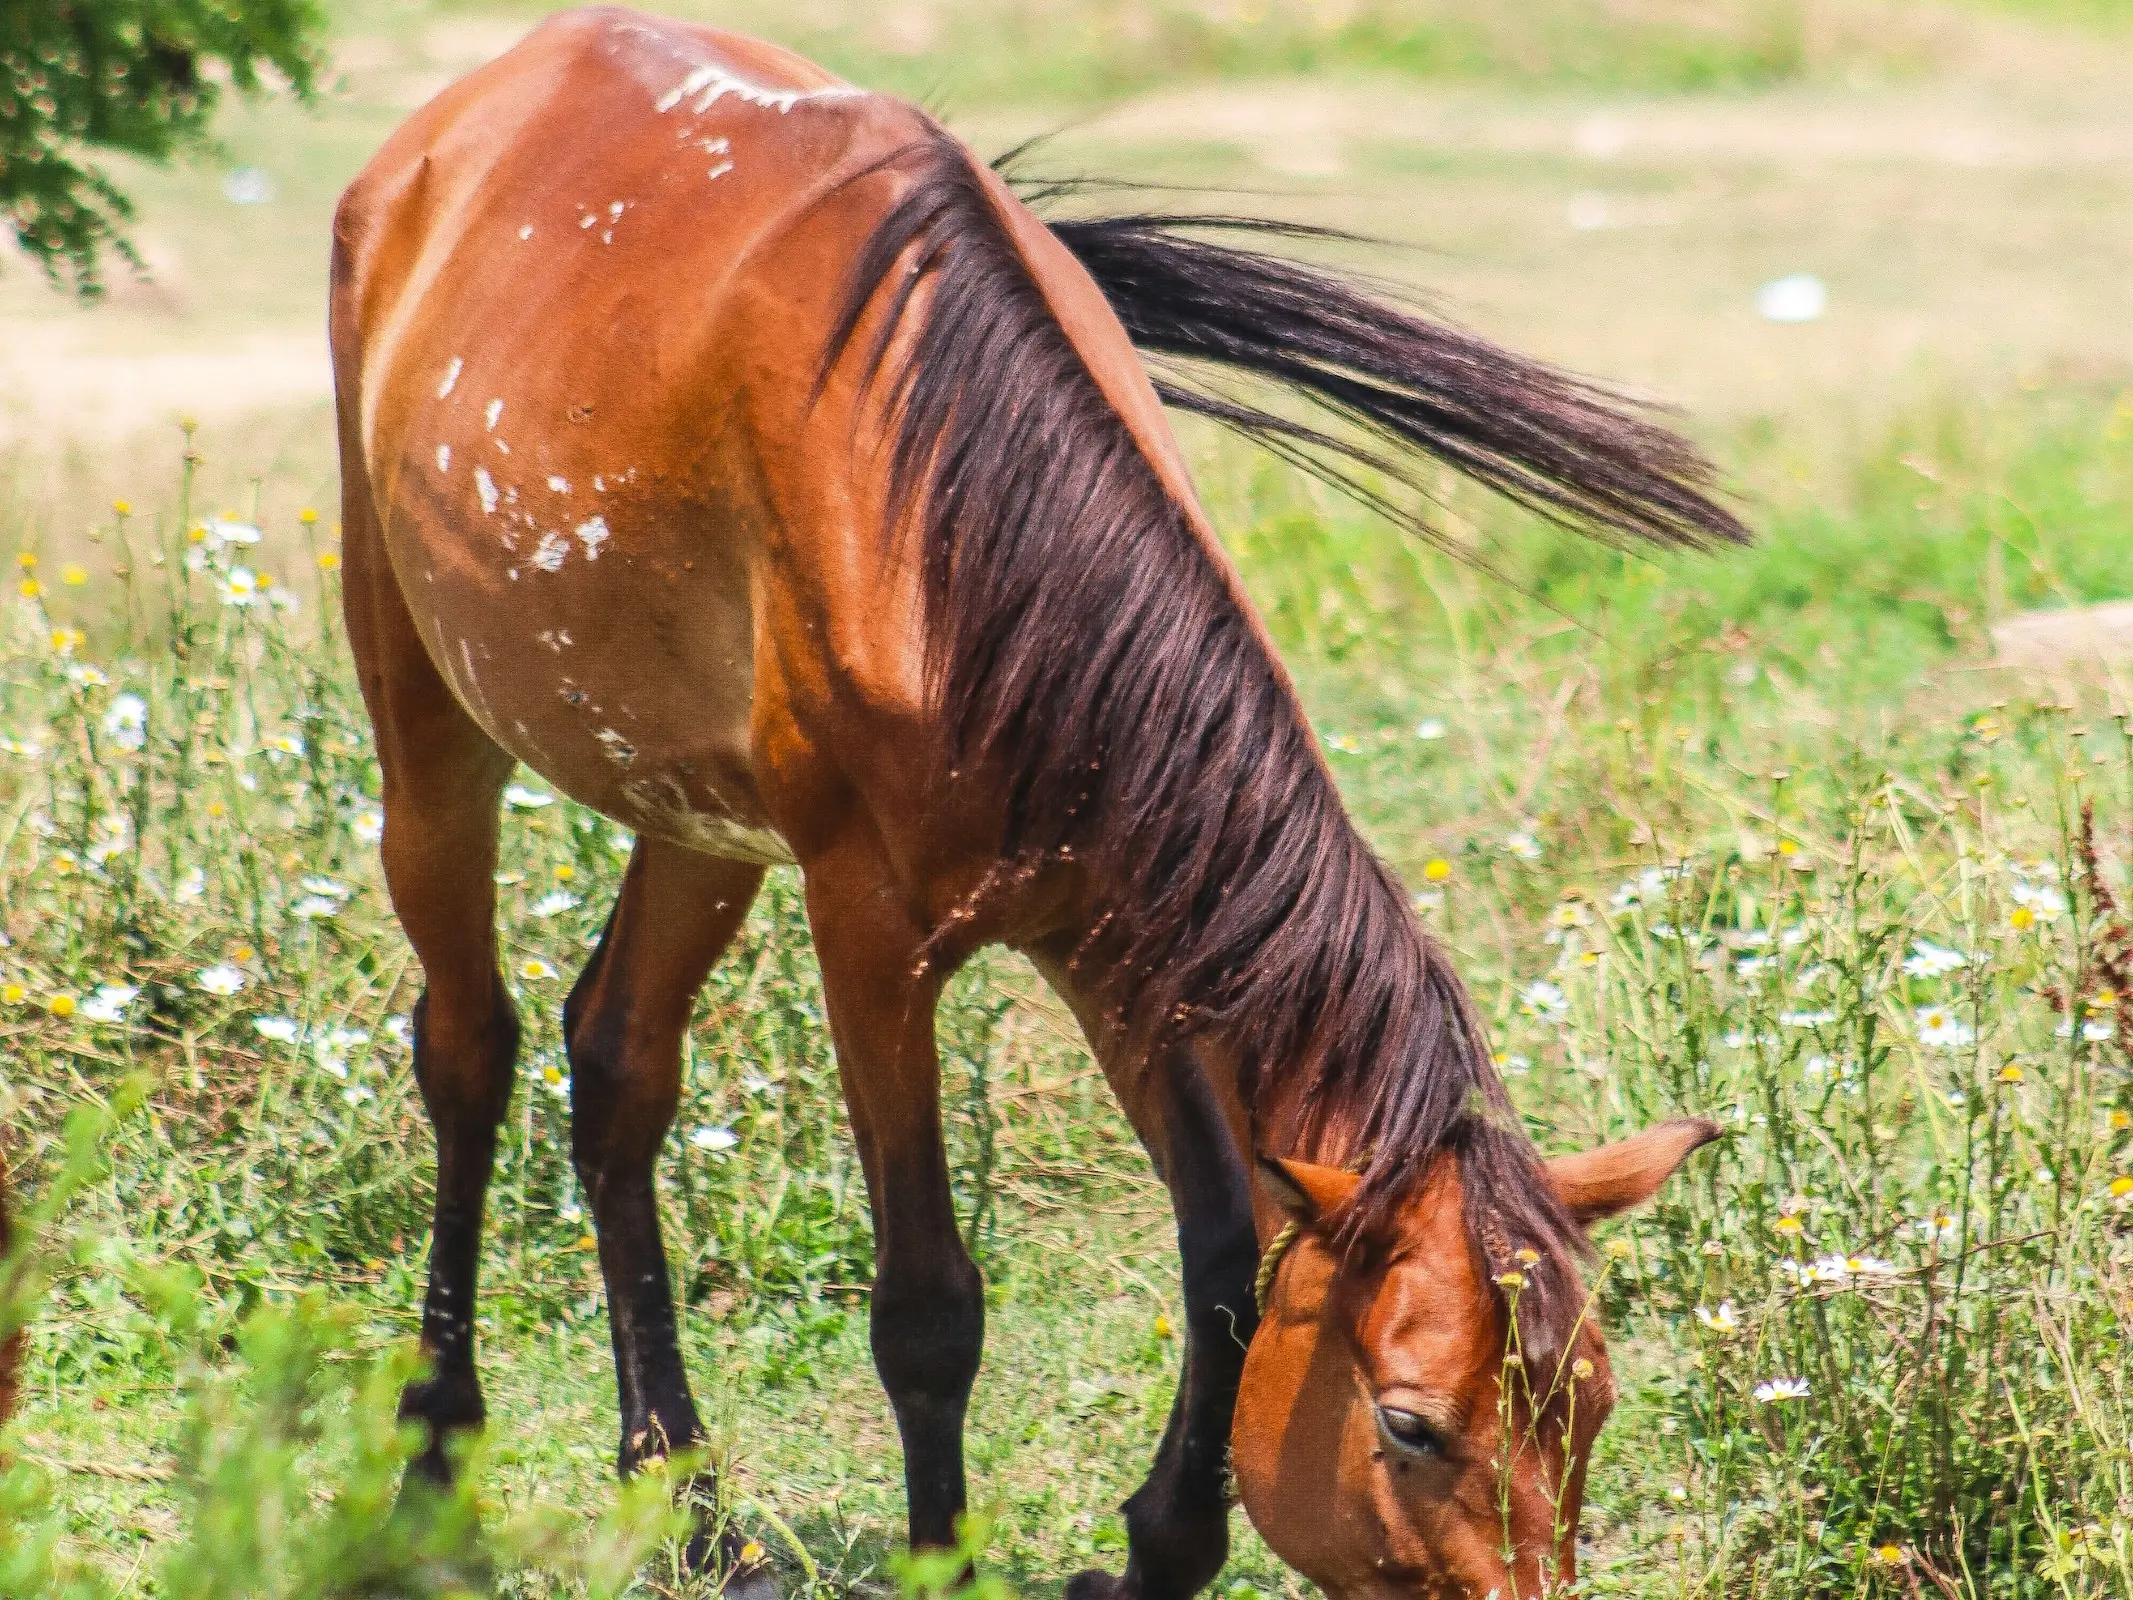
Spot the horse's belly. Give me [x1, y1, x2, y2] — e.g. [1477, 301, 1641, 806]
[387, 477, 796, 868]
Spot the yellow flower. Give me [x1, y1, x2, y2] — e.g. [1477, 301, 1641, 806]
[111, 500, 131, 517]
[60, 564, 87, 586]
[18, 578, 41, 598]
[15, 552, 34, 570]
[317, 550, 341, 572]
[739, 1541, 766, 1565]
[299, 507, 320, 525]
[1997, 1064, 2024, 1085]
[553, 863, 576, 882]
[1153, 1313, 1175, 1340]
[1604, 1237, 1633, 1260]
[1571, 1357, 1595, 1381]
[48, 994, 75, 1018]
[1514, 1246, 1541, 1266]
[1871, 1543, 1904, 1567]
[521, 958, 556, 980]
[576, 1233, 598, 1251]
[2113, 1109, 2132, 1130]
[2111, 1176, 2133, 1200]
[2010, 906, 2035, 931]
[541, 1063, 564, 1086]
[1423, 859, 1451, 882]
[1774, 1214, 1803, 1236]
[232, 944, 255, 963]
[1777, 839, 1799, 857]
[1495, 1270, 1527, 1290]
[187, 525, 207, 544]
[206, 802, 225, 819]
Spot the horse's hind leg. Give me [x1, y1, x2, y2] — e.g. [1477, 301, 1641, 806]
[343, 467, 519, 1483]
[562, 840, 763, 1572]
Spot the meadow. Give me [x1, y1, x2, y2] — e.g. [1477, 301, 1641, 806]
[7, 0, 2133, 1596]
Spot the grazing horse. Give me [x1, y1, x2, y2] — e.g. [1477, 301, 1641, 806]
[330, 11, 1740, 1597]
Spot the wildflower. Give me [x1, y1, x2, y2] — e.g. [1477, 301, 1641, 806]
[552, 863, 576, 882]
[112, 500, 131, 516]
[531, 891, 579, 918]
[2056, 1017, 2115, 1042]
[503, 783, 554, 810]
[197, 964, 247, 997]
[1571, 1357, 1595, 1380]
[609, 830, 634, 855]
[1869, 1543, 1906, 1567]
[1915, 1007, 1975, 1050]
[349, 808, 385, 845]
[1916, 1210, 1955, 1242]
[385, 1015, 415, 1048]
[1154, 1313, 1175, 1340]
[689, 1125, 738, 1153]
[1779, 1008, 1835, 1027]
[174, 866, 206, 903]
[0, 736, 41, 757]
[1545, 900, 1592, 939]
[268, 733, 306, 758]
[1514, 1246, 1541, 1266]
[738, 1541, 766, 1566]
[301, 876, 352, 901]
[1997, 1063, 2024, 1085]
[299, 507, 319, 525]
[221, 566, 260, 606]
[254, 1016, 302, 1044]
[1493, 1051, 1531, 1075]
[1504, 829, 1542, 861]
[1694, 1301, 1740, 1333]
[2009, 877, 2067, 919]
[1604, 1237, 1633, 1260]
[18, 577, 41, 599]
[1414, 717, 1446, 740]
[0, 983, 21, 1005]
[1902, 940, 1969, 979]
[80, 984, 138, 1024]
[206, 519, 263, 549]
[2110, 1177, 2133, 1202]
[342, 1084, 376, 1107]
[291, 895, 341, 920]
[99, 693, 148, 751]
[2112, 1109, 2131, 1130]
[60, 565, 87, 587]
[1520, 980, 1568, 1023]
[318, 550, 342, 571]
[48, 994, 75, 1018]
[1753, 1377, 1809, 1403]
[2009, 906, 2036, 932]
[520, 958, 556, 981]
[1422, 858, 1451, 883]
[1495, 1270, 1527, 1290]
[66, 662, 107, 687]
[1773, 1214, 1804, 1237]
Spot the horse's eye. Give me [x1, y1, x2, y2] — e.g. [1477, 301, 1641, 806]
[1376, 1405, 1445, 1456]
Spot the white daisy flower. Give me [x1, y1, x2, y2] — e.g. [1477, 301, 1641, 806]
[349, 808, 385, 845]
[221, 566, 260, 607]
[1753, 1377, 1809, 1403]
[1413, 717, 1447, 740]
[1519, 980, 1569, 1023]
[80, 984, 139, 1024]
[689, 1125, 738, 1153]
[1694, 1301, 1739, 1333]
[502, 783, 554, 810]
[291, 895, 341, 920]
[531, 890, 580, 918]
[1915, 1007, 1975, 1050]
[253, 1015, 301, 1043]
[174, 866, 207, 903]
[300, 876, 352, 900]
[1902, 940, 1968, 979]
[102, 693, 148, 751]
[197, 964, 247, 997]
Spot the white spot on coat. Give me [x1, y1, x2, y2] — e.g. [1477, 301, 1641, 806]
[707, 161, 733, 181]
[575, 516, 610, 559]
[438, 357, 463, 398]
[547, 476, 571, 493]
[518, 224, 533, 240]
[474, 468, 499, 515]
[532, 532, 569, 572]
[592, 475, 606, 492]
[609, 201, 625, 219]
[655, 62, 863, 116]
[436, 444, 451, 472]
[485, 398, 504, 430]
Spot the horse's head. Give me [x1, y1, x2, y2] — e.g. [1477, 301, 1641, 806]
[1232, 1118, 1717, 1599]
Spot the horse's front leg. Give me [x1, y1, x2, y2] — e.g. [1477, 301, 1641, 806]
[1072, 1044, 1261, 1600]
[803, 837, 983, 1552]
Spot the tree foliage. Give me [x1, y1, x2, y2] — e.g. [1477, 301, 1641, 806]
[1, 0, 325, 295]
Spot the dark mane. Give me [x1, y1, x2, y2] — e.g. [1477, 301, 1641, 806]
[818, 126, 1709, 1330]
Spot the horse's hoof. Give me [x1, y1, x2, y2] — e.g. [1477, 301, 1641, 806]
[721, 1557, 782, 1600]
[1064, 1568, 1127, 1600]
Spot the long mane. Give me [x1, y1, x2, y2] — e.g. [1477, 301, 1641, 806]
[818, 125, 1696, 1318]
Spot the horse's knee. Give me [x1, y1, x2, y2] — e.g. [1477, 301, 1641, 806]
[871, 1248, 984, 1405]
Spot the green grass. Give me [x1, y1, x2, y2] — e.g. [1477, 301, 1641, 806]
[5, 381, 2133, 1594]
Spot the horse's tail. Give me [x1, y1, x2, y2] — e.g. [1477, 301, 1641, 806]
[1043, 208, 1749, 550]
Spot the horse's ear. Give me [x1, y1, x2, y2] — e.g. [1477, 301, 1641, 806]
[1546, 1118, 1721, 1227]
[1257, 1156, 1361, 1229]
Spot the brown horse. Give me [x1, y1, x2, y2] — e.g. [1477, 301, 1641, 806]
[330, 11, 1737, 1597]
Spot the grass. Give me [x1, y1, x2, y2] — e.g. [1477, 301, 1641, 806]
[3, 377, 2133, 1594]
